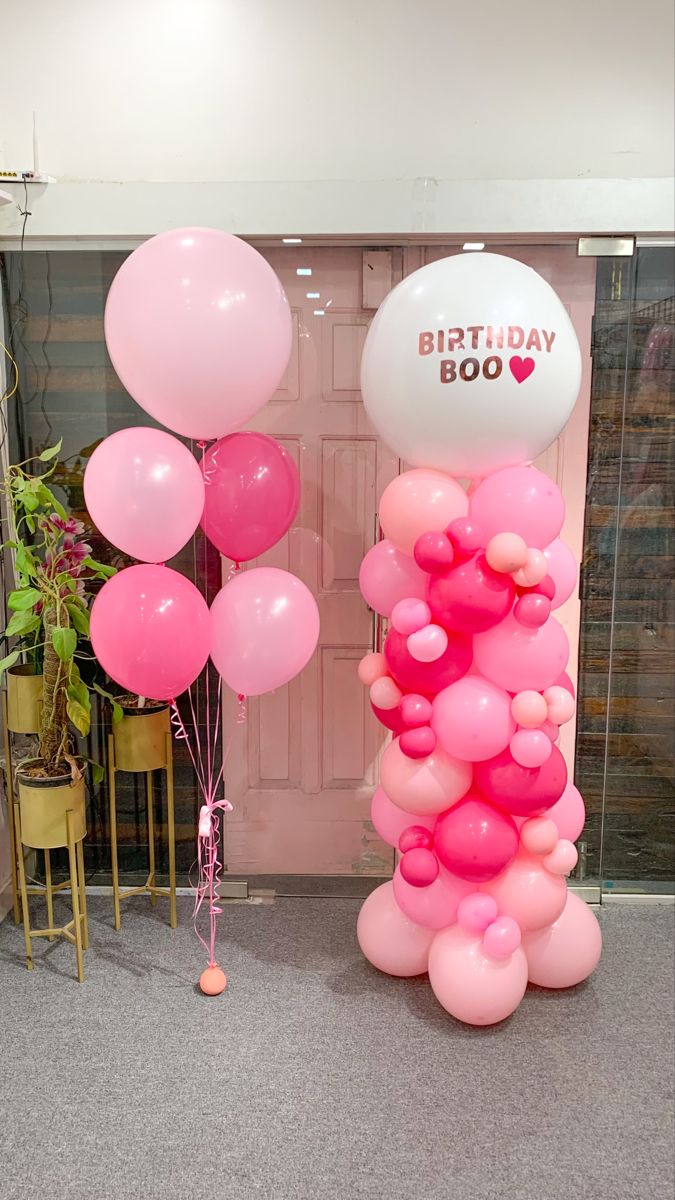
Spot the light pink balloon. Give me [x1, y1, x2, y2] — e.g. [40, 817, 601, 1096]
[369, 676, 401, 710]
[357, 652, 387, 686]
[510, 729, 552, 768]
[393, 863, 472, 930]
[370, 787, 436, 848]
[457, 893, 499, 934]
[543, 538, 578, 608]
[391, 598, 431, 635]
[428, 925, 529, 1025]
[210, 567, 319, 696]
[432, 675, 516, 762]
[543, 685, 576, 725]
[473, 612, 570, 693]
[379, 469, 468, 556]
[520, 817, 559, 855]
[523, 891, 602, 988]
[543, 839, 578, 875]
[482, 916, 522, 961]
[84, 427, 205, 564]
[104, 228, 292, 440]
[407, 624, 448, 663]
[485, 532, 528, 573]
[481, 850, 567, 932]
[547, 782, 586, 842]
[380, 738, 472, 815]
[470, 466, 565, 549]
[511, 690, 548, 728]
[537, 719, 560, 743]
[512, 547, 548, 588]
[359, 539, 428, 617]
[357, 881, 435, 977]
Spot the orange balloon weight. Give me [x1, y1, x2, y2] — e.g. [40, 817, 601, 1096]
[199, 965, 227, 996]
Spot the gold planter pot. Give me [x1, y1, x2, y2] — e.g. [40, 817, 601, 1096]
[6, 666, 43, 734]
[17, 767, 86, 851]
[112, 704, 171, 772]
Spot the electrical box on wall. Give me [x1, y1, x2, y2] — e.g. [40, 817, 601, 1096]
[362, 250, 393, 310]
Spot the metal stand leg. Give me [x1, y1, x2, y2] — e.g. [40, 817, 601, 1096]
[108, 734, 121, 931]
[166, 734, 177, 930]
[44, 849, 55, 941]
[2, 694, 20, 924]
[146, 771, 157, 907]
[76, 839, 89, 950]
[14, 803, 32, 970]
[66, 811, 84, 984]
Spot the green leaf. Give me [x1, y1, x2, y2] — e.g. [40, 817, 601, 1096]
[7, 587, 41, 611]
[51, 497, 68, 521]
[25, 514, 35, 534]
[38, 439, 63, 462]
[82, 556, 116, 579]
[67, 697, 90, 736]
[65, 603, 89, 637]
[22, 492, 39, 513]
[51, 627, 77, 662]
[0, 649, 20, 679]
[15, 545, 38, 579]
[67, 671, 90, 713]
[5, 609, 41, 638]
[93, 682, 124, 723]
[90, 762, 105, 786]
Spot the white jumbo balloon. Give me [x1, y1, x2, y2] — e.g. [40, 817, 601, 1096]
[361, 252, 582, 478]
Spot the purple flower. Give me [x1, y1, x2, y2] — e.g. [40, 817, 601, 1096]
[62, 537, 92, 564]
[51, 514, 85, 536]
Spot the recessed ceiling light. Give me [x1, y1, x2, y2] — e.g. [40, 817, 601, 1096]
[463, 242, 485, 251]
[283, 237, 303, 244]
[313, 309, 325, 316]
[296, 267, 312, 276]
[306, 292, 320, 299]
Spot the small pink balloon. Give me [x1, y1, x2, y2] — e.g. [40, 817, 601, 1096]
[547, 782, 586, 842]
[514, 593, 551, 628]
[359, 539, 428, 617]
[446, 516, 484, 562]
[525, 573, 556, 600]
[511, 690, 548, 728]
[400, 847, 440, 887]
[543, 839, 578, 875]
[470, 466, 565, 549]
[520, 817, 559, 855]
[393, 864, 472, 931]
[428, 925, 529, 1025]
[513, 547, 548, 588]
[413, 531, 455, 573]
[358, 652, 388, 686]
[380, 738, 473, 816]
[522, 891, 602, 988]
[432, 675, 516, 763]
[400, 694, 433, 728]
[379, 469, 469, 556]
[481, 850, 567, 931]
[385, 626, 472, 696]
[407, 624, 448, 663]
[400, 725, 437, 759]
[399, 825, 435, 853]
[510, 729, 553, 768]
[457, 893, 498, 934]
[543, 685, 576, 725]
[543, 538, 578, 608]
[370, 787, 436, 848]
[357, 881, 435, 976]
[435, 795, 519, 883]
[391, 597, 431, 635]
[537, 719, 560, 743]
[485, 532, 528, 574]
[369, 676, 402, 711]
[482, 916, 522, 961]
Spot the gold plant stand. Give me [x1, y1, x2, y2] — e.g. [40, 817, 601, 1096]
[1, 675, 53, 927]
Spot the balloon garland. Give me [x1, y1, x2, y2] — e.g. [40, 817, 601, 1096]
[357, 253, 601, 1025]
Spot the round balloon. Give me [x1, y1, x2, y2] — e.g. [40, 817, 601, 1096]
[469, 466, 565, 549]
[473, 611, 570, 694]
[359, 539, 428, 617]
[104, 228, 292, 439]
[210, 567, 319, 696]
[357, 881, 435, 977]
[384, 627, 472, 697]
[474, 745, 568, 817]
[481, 850, 568, 932]
[90, 564, 210, 700]
[370, 786, 436, 848]
[522, 891, 602, 988]
[432, 675, 516, 763]
[378, 469, 468, 556]
[427, 553, 516, 634]
[200, 432, 299, 563]
[360, 252, 582, 478]
[543, 538, 578, 608]
[380, 738, 472, 816]
[393, 863, 472, 930]
[434, 796, 519, 882]
[428, 924, 529, 1025]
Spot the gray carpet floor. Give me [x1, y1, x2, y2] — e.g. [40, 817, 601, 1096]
[0, 896, 673, 1200]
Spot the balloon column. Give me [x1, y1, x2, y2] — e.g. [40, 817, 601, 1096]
[86, 228, 319, 993]
[357, 252, 601, 1025]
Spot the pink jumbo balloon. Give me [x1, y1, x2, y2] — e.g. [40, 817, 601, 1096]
[384, 627, 471, 697]
[435, 795, 519, 882]
[481, 850, 567, 931]
[84, 427, 205, 564]
[379, 469, 468, 556]
[428, 925, 529, 1025]
[407, 624, 448, 662]
[359, 539, 428, 617]
[543, 685, 576, 725]
[474, 745, 568, 817]
[90, 565, 210, 700]
[510, 729, 552, 768]
[543, 538, 578, 608]
[432, 675, 516, 762]
[400, 726, 437, 759]
[358, 652, 387, 686]
[457, 893, 498, 934]
[547, 782, 586, 842]
[391, 598, 431, 635]
[200, 432, 299, 563]
[400, 694, 433, 728]
[511, 690, 548, 728]
[522, 891, 602, 988]
[427, 553, 515, 634]
[399, 848, 439, 887]
[370, 788, 436, 848]
[470, 466, 565, 549]
[393, 863, 471, 930]
[473, 612, 569, 693]
[485, 532, 528, 574]
[413, 531, 455, 573]
[210, 567, 319, 696]
[482, 916, 522, 961]
[380, 738, 472, 815]
[104, 228, 292, 439]
[357, 881, 435, 977]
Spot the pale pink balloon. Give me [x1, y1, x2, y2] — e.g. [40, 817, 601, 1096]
[210, 567, 319, 696]
[543, 538, 578, 608]
[522, 891, 602, 988]
[369, 676, 402, 710]
[547, 782, 586, 842]
[520, 817, 559, 855]
[432, 675, 516, 763]
[104, 228, 292, 439]
[428, 924, 529, 1025]
[357, 652, 388, 686]
[370, 787, 436, 848]
[84, 427, 205, 563]
[359, 539, 428, 617]
[457, 893, 498, 934]
[543, 685, 576, 725]
[393, 863, 472, 930]
[543, 839, 578, 875]
[482, 916, 522, 961]
[473, 612, 570, 693]
[511, 690, 548, 728]
[391, 598, 431, 635]
[470, 466, 565, 549]
[512, 548, 548, 588]
[485, 532, 528, 574]
[379, 469, 468, 556]
[510, 729, 553, 768]
[380, 738, 472, 815]
[407, 624, 448, 663]
[537, 719, 560, 743]
[481, 850, 568, 931]
[357, 881, 435, 977]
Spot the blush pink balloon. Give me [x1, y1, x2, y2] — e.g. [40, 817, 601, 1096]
[400, 726, 437, 759]
[359, 539, 428, 617]
[379, 469, 469, 556]
[200, 432, 299, 563]
[391, 598, 431, 635]
[84, 427, 205, 564]
[357, 881, 435, 977]
[522, 891, 602, 988]
[407, 624, 448, 663]
[210, 567, 319, 696]
[370, 787, 436, 848]
[432, 675, 516, 762]
[428, 925, 529, 1025]
[427, 553, 516, 635]
[358, 652, 388, 686]
[482, 916, 522, 961]
[457, 893, 499, 934]
[481, 850, 568, 931]
[370, 700, 406, 734]
[380, 738, 472, 816]
[520, 817, 559, 855]
[90, 565, 210, 700]
[435, 795, 519, 882]
[384, 627, 472, 696]
[543, 685, 576, 725]
[369, 676, 401, 710]
[485, 532, 528, 574]
[543, 839, 578, 875]
[400, 847, 439, 887]
[393, 863, 472, 930]
[511, 690, 548, 728]
[104, 228, 292, 439]
[547, 782, 586, 842]
[543, 538, 578, 608]
[512, 548, 548, 588]
[470, 466, 565, 549]
[474, 745, 568, 817]
[473, 612, 570, 693]
[413, 531, 455, 573]
[510, 729, 552, 768]
[400, 694, 433, 728]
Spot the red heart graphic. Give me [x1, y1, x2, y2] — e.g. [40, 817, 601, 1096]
[509, 355, 535, 383]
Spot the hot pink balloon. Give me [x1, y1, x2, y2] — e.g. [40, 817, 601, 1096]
[370, 701, 406, 734]
[547, 782, 586, 842]
[543, 538, 578, 608]
[400, 694, 433, 728]
[379, 469, 468, 556]
[399, 826, 435, 853]
[473, 611, 569, 693]
[413, 531, 455, 573]
[357, 881, 435, 977]
[474, 745, 568, 817]
[428, 925, 529, 1025]
[370, 787, 436, 848]
[90, 564, 210, 700]
[400, 726, 437, 759]
[200, 432, 299, 563]
[428, 553, 515, 634]
[385, 627, 471, 697]
[399, 847, 439, 887]
[514, 593, 551, 628]
[210, 567, 319, 696]
[434, 795, 519, 882]
[470, 466, 565, 549]
[104, 228, 292, 439]
[393, 863, 471, 930]
[432, 675, 516, 763]
[481, 850, 567, 932]
[359, 539, 428, 617]
[522, 891, 602, 987]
